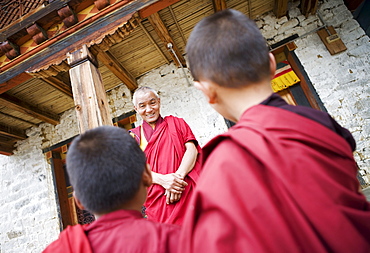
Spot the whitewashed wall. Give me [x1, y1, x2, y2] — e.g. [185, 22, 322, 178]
[1, 0, 369, 252]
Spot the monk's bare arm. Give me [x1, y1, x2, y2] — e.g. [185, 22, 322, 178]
[175, 142, 198, 178]
[166, 142, 198, 204]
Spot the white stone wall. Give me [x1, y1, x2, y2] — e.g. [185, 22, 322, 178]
[1, 0, 370, 252]
[0, 110, 79, 253]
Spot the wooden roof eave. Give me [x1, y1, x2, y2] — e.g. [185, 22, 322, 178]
[0, 0, 159, 92]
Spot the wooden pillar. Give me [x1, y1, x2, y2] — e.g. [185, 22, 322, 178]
[66, 45, 113, 133]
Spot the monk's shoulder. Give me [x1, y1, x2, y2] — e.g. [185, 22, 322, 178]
[164, 115, 183, 122]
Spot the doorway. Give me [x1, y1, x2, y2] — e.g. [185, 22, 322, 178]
[44, 111, 137, 230]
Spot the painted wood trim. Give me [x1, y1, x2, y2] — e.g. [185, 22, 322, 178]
[0, 0, 159, 86]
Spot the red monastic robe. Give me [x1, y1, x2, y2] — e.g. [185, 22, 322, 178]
[130, 116, 202, 225]
[43, 209, 180, 253]
[180, 105, 370, 253]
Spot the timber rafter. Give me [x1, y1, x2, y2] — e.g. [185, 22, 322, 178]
[0, 93, 60, 125]
[212, 0, 227, 12]
[0, 141, 16, 155]
[147, 12, 186, 67]
[0, 112, 38, 127]
[0, 123, 27, 140]
[91, 46, 138, 91]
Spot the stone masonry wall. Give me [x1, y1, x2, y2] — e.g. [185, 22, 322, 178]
[1, 0, 369, 252]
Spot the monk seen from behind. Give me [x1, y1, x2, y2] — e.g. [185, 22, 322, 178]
[180, 9, 370, 253]
[43, 126, 180, 253]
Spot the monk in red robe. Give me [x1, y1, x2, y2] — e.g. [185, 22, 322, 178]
[130, 86, 201, 225]
[43, 126, 180, 253]
[180, 9, 370, 252]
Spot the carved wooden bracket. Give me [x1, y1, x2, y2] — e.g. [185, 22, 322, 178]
[67, 45, 98, 68]
[57, 5, 78, 28]
[0, 40, 20, 60]
[26, 23, 49, 45]
[94, 0, 110, 11]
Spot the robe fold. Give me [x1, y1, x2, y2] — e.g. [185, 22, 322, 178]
[43, 209, 180, 253]
[43, 223, 92, 253]
[180, 105, 370, 253]
[130, 115, 202, 225]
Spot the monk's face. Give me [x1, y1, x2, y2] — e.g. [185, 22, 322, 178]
[134, 91, 161, 126]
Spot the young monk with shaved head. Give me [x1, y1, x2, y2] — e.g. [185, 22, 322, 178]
[180, 9, 370, 253]
[43, 126, 180, 253]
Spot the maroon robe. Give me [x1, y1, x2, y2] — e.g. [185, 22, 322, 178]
[180, 105, 370, 252]
[43, 209, 180, 253]
[130, 115, 202, 225]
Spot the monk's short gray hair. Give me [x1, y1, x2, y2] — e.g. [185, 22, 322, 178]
[132, 86, 160, 106]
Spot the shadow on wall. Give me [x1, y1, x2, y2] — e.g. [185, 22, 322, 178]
[362, 187, 370, 202]
[352, 0, 370, 36]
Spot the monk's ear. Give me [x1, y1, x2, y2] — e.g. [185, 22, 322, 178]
[194, 81, 217, 104]
[268, 52, 277, 80]
[142, 164, 152, 187]
[73, 192, 85, 210]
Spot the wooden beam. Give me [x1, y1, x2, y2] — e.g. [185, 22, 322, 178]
[0, 0, 159, 85]
[168, 5, 186, 45]
[0, 141, 15, 156]
[139, 21, 170, 64]
[0, 40, 20, 60]
[94, 0, 111, 10]
[57, 5, 78, 28]
[0, 123, 27, 140]
[147, 12, 186, 67]
[0, 93, 60, 125]
[0, 0, 72, 42]
[212, 0, 227, 12]
[139, 0, 181, 18]
[40, 76, 73, 97]
[67, 45, 113, 133]
[0, 112, 38, 127]
[26, 23, 48, 45]
[92, 46, 137, 91]
[0, 72, 33, 94]
[300, 0, 319, 16]
[274, 0, 289, 18]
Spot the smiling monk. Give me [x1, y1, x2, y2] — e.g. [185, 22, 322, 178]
[129, 86, 202, 225]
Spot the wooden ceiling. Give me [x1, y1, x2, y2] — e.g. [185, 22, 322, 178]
[0, 0, 318, 155]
